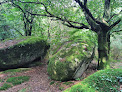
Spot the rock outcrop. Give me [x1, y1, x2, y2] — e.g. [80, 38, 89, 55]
[0, 36, 49, 69]
[47, 41, 95, 81]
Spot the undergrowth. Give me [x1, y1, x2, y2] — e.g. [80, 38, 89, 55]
[0, 83, 12, 90]
[1, 68, 31, 74]
[6, 76, 30, 86]
[64, 69, 122, 92]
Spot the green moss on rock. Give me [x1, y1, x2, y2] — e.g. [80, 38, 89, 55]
[0, 36, 50, 69]
[47, 41, 95, 81]
[64, 69, 122, 92]
[48, 59, 73, 81]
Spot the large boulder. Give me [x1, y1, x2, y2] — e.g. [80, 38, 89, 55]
[47, 41, 95, 81]
[0, 36, 49, 69]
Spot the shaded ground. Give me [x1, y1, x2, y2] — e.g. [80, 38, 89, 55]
[0, 59, 98, 92]
[0, 40, 121, 92]
[110, 61, 122, 69]
[0, 59, 121, 92]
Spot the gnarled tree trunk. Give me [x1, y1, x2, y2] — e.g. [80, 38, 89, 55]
[97, 30, 110, 69]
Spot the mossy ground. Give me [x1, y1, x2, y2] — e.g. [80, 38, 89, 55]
[0, 83, 12, 91]
[64, 69, 122, 92]
[6, 76, 30, 86]
[0, 76, 30, 90]
[1, 68, 31, 74]
[0, 68, 30, 91]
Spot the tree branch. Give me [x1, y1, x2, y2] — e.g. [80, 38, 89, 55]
[112, 29, 122, 33]
[107, 10, 122, 22]
[109, 19, 121, 30]
[74, 0, 108, 33]
[103, 0, 111, 20]
[27, 10, 90, 29]
[18, 0, 90, 30]
[63, 21, 90, 29]
[14, 28, 24, 36]
[11, 1, 32, 23]
[0, 1, 8, 5]
[75, 0, 96, 22]
[84, 0, 87, 6]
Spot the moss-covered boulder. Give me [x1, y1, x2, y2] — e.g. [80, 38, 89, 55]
[64, 69, 122, 92]
[0, 36, 50, 69]
[47, 41, 95, 81]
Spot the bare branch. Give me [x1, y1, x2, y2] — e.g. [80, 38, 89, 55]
[64, 23, 89, 29]
[107, 10, 122, 22]
[108, 29, 122, 35]
[112, 29, 122, 33]
[109, 19, 121, 30]
[14, 28, 24, 36]
[27, 10, 90, 29]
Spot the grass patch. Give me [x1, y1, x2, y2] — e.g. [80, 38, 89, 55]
[18, 88, 27, 92]
[6, 76, 30, 86]
[64, 69, 122, 92]
[63, 82, 73, 85]
[1, 68, 31, 74]
[59, 86, 64, 91]
[50, 81, 55, 85]
[0, 83, 12, 90]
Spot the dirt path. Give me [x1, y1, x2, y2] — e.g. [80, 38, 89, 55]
[0, 60, 98, 92]
[1, 61, 62, 92]
[1, 60, 121, 92]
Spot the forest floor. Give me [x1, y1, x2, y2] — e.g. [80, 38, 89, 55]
[0, 59, 121, 92]
[0, 59, 99, 92]
[0, 40, 122, 92]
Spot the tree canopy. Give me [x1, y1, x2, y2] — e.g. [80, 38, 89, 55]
[0, 0, 121, 69]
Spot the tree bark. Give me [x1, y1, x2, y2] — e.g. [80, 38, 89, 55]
[97, 30, 109, 69]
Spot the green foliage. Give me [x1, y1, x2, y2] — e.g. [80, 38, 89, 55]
[64, 69, 122, 92]
[0, 83, 12, 91]
[50, 81, 55, 85]
[110, 33, 122, 60]
[6, 76, 30, 86]
[18, 88, 27, 92]
[59, 86, 64, 91]
[0, 4, 24, 40]
[63, 82, 73, 85]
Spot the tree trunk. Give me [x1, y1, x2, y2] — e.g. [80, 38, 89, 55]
[97, 30, 109, 69]
[25, 23, 32, 36]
